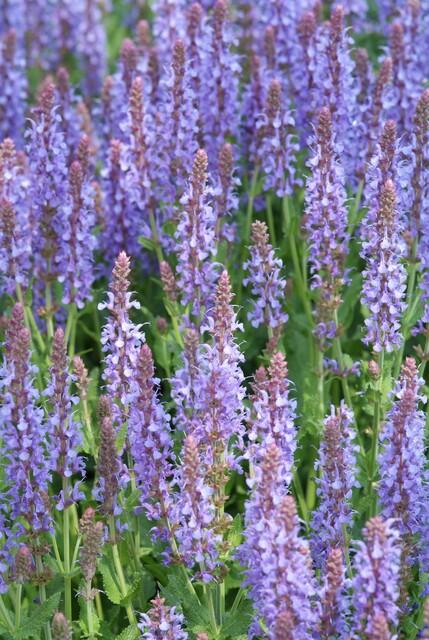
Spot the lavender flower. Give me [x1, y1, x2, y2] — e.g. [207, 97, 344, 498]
[192, 270, 246, 471]
[100, 139, 144, 270]
[378, 357, 428, 567]
[45, 328, 84, 509]
[77, 0, 107, 98]
[170, 326, 201, 433]
[311, 6, 361, 180]
[98, 252, 145, 426]
[257, 79, 300, 197]
[387, 5, 427, 135]
[58, 159, 97, 308]
[94, 406, 128, 517]
[159, 39, 199, 205]
[318, 548, 347, 639]
[244, 220, 287, 330]
[0, 30, 27, 145]
[139, 596, 188, 639]
[304, 106, 349, 345]
[249, 351, 296, 484]
[200, 0, 241, 164]
[79, 507, 104, 600]
[213, 142, 240, 241]
[175, 149, 218, 317]
[152, 0, 187, 66]
[171, 435, 220, 580]
[361, 179, 406, 352]
[311, 403, 358, 567]
[242, 490, 318, 639]
[0, 304, 52, 534]
[0, 139, 31, 295]
[128, 344, 174, 525]
[26, 81, 68, 317]
[408, 89, 429, 237]
[361, 58, 394, 169]
[351, 517, 401, 638]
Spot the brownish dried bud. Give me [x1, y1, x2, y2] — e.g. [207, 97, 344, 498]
[80, 515, 104, 586]
[51, 611, 72, 640]
[368, 359, 380, 379]
[97, 414, 120, 515]
[136, 19, 151, 51]
[368, 613, 390, 640]
[156, 317, 168, 335]
[213, 270, 234, 342]
[13, 545, 34, 583]
[378, 179, 396, 230]
[160, 261, 178, 302]
[319, 548, 344, 639]
[120, 38, 138, 89]
[73, 356, 89, 402]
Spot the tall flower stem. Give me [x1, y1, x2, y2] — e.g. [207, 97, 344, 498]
[282, 196, 313, 325]
[36, 554, 52, 640]
[63, 479, 72, 623]
[266, 194, 276, 246]
[86, 589, 96, 638]
[368, 348, 385, 516]
[108, 517, 136, 625]
[14, 584, 22, 629]
[45, 280, 54, 339]
[15, 284, 45, 354]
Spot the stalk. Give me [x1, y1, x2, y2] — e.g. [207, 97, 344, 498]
[368, 348, 385, 516]
[63, 479, 72, 623]
[266, 194, 276, 246]
[14, 584, 22, 629]
[35, 555, 52, 640]
[108, 517, 136, 625]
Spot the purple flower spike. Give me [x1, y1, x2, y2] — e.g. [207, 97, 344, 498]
[175, 149, 218, 317]
[213, 142, 240, 241]
[249, 351, 297, 485]
[100, 139, 144, 271]
[244, 220, 287, 330]
[171, 434, 220, 581]
[242, 490, 318, 639]
[0, 139, 31, 295]
[139, 596, 188, 639]
[304, 106, 349, 346]
[351, 517, 401, 638]
[311, 403, 358, 567]
[319, 547, 348, 639]
[26, 81, 68, 316]
[0, 304, 52, 534]
[257, 79, 300, 197]
[128, 344, 174, 526]
[45, 328, 84, 508]
[201, 0, 241, 164]
[77, 0, 107, 98]
[361, 179, 406, 353]
[378, 357, 429, 569]
[58, 159, 97, 309]
[94, 402, 128, 517]
[193, 270, 246, 471]
[0, 30, 27, 145]
[98, 252, 145, 426]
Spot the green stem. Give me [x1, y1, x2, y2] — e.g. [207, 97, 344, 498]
[149, 209, 164, 266]
[63, 480, 72, 623]
[36, 555, 52, 640]
[45, 282, 54, 339]
[86, 589, 96, 638]
[282, 196, 313, 325]
[368, 349, 385, 517]
[109, 518, 136, 625]
[266, 194, 276, 247]
[14, 584, 22, 630]
[16, 285, 45, 353]
[50, 533, 64, 573]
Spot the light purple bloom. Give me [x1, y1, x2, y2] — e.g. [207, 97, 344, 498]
[311, 403, 358, 567]
[0, 30, 27, 145]
[98, 252, 145, 427]
[175, 149, 218, 317]
[139, 596, 188, 639]
[361, 178, 406, 352]
[351, 517, 401, 638]
[244, 220, 287, 330]
[249, 351, 296, 484]
[45, 328, 84, 509]
[304, 106, 349, 345]
[378, 357, 429, 569]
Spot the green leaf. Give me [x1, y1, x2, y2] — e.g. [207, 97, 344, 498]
[99, 558, 122, 605]
[115, 422, 128, 454]
[227, 514, 243, 548]
[16, 592, 61, 639]
[138, 236, 158, 252]
[161, 567, 212, 631]
[115, 624, 140, 640]
[120, 572, 142, 607]
[219, 599, 253, 639]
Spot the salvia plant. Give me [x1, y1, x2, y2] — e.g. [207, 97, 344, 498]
[2, 2, 429, 639]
